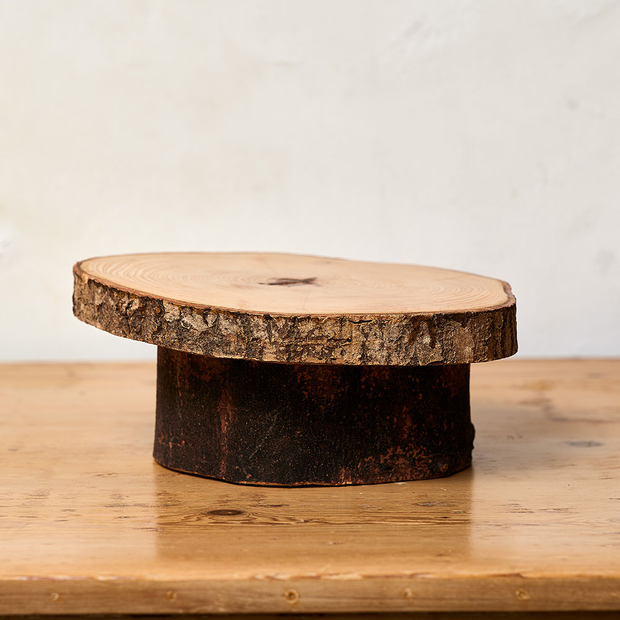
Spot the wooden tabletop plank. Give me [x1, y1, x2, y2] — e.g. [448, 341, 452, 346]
[0, 360, 619, 614]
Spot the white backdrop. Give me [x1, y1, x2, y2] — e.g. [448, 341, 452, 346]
[0, 0, 618, 361]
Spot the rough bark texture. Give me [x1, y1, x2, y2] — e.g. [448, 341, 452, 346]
[154, 347, 474, 486]
[73, 265, 517, 366]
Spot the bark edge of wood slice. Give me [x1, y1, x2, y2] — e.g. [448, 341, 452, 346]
[73, 252, 517, 366]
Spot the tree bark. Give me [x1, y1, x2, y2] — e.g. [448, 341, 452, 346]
[154, 347, 474, 486]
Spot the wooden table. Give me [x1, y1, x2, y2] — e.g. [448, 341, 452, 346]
[1, 359, 619, 617]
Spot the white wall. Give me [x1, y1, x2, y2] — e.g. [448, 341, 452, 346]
[1, 0, 618, 361]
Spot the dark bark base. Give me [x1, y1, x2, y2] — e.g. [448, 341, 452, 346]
[154, 348, 474, 486]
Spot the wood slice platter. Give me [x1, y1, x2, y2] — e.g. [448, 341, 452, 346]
[73, 252, 517, 486]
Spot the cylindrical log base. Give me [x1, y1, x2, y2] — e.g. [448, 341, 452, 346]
[154, 347, 474, 486]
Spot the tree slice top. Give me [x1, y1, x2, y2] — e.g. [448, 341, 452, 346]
[73, 252, 517, 366]
[76, 252, 510, 315]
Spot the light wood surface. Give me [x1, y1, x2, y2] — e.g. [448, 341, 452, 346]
[77, 253, 512, 315]
[3, 615, 620, 620]
[1, 360, 619, 614]
[73, 253, 517, 365]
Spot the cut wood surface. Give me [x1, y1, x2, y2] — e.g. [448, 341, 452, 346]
[1, 360, 619, 614]
[73, 253, 517, 365]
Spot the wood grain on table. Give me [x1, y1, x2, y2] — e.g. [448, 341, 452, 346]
[0, 360, 618, 614]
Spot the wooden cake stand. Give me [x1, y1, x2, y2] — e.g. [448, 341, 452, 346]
[73, 252, 517, 486]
